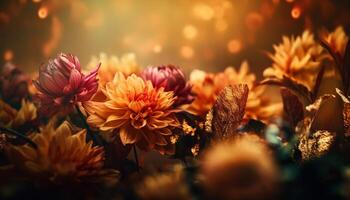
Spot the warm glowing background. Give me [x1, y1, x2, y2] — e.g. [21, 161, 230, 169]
[1, 0, 349, 75]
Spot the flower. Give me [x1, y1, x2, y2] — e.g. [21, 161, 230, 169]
[0, 99, 37, 130]
[141, 65, 194, 107]
[7, 121, 119, 184]
[0, 62, 29, 108]
[263, 30, 324, 90]
[33, 53, 99, 116]
[321, 26, 349, 56]
[136, 165, 192, 200]
[83, 73, 179, 155]
[200, 135, 279, 200]
[86, 53, 139, 86]
[187, 62, 280, 122]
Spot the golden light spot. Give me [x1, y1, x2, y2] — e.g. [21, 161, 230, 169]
[3, 49, 13, 61]
[245, 12, 264, 31]
[193, 3, 215, 21]
[215, 19, 228, 32]
[227, 39, 242, 54]
[183, 25, 198, 40]
[153, 44, 162, 53]
[38, 6, 48, 19]
[180, 45, 194, 59]
[32, 0, 41, 3]
[291, 6, 301, 19]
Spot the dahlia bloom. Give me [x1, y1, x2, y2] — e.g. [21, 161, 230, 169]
[83, 73, 179, 155]
[141, 65, 194, 107]
[33, 53, 99, 116]
[137, 165, 192, 200]
[0, 99, 37, 130]
[200, 135, 279, 200]
[0, 63, 29, 108]
[187, 62, 281, 122]
[7, 121, 119, 184]
[86, 53, 139, 86]
[263, 31, 324, 90]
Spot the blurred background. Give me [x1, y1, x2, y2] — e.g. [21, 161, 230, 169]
[0, 0, 350, 76]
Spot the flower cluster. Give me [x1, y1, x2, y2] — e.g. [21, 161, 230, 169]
[1, 26, 350, 200]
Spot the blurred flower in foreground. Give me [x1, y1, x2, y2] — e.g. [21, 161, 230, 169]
[7, 121, 119, 184]
[200, 135, 279, 200]
[0, 99, 37, 130]
[188, 62, 280, 122]
[0, 63, 29, 108]
[137, 165, 191, 200]
[321, 26, 349, 57]
[263, 31, 324, 90]
[83, 73, 179, 155]
[33, 53, 99, 116]
[86, 53, 139, 86]
[141, 65, 194, 107]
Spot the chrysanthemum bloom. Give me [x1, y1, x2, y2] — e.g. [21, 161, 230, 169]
[86, 53, 139, 86]
[0, 63, 29, 108]
[83, 73, 179, 155]
[141, 65, 194, 107]
[7, 121, 119, 184]
[321, 26, 349, 56]
[200, 135, 279, 200]
[188, 62, 281, 122]
[137, 165, 192, 200]
[33, 53, 99, 116]
[0, 99, 37, 129]
[263, 30, 324, 90]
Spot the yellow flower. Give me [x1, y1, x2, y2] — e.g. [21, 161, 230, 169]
[136, 165, 192, 200]
[187, 62, 280, 122]
[83, 73, 179, 155]
[200, 135, 279, 200]
[264, 30, 324, 90]
[7, 121, 119, 184]
[0, 99, 37, 129]
[86, 53, 139, 86]
[321, 26, 349, 56]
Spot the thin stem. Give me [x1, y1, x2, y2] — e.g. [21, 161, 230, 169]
[133, 145, 140, 172]
[75, 105, 102, 145]
[0, 127, 37, 148]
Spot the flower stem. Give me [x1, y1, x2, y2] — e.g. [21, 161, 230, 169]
[0, 127, 37, 149]
[133, 145, 140, 172]
[75, 105, 101, 145]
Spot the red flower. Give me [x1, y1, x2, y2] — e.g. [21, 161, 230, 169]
[141, 65, 194, 107]
[33, 53, 99, 116]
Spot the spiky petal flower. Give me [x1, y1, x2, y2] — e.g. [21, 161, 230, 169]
[263, 31, 324, 90]
[83, 73, 179, 155]
[86, 53, 139, 86]
[0, 99, 37, 131]
[200, 135, 279, 200]
[141, 65, 194, 107]
[321, 26, 349, 57]
[7, 121, 119, 184]
[33, 53, 99, 116]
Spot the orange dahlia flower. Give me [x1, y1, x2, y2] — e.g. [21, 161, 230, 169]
[7, 121, 119, 184]
[83, 73, 179, 155]
[187, 62, 280, 122]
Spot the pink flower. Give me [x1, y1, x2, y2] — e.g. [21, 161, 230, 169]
[33, 53, 99, 116]
[141, 65, 194, 107]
